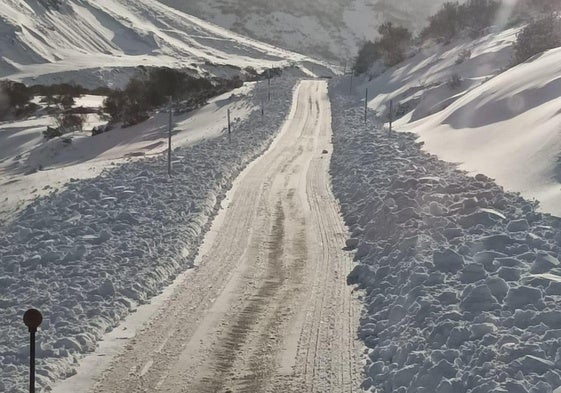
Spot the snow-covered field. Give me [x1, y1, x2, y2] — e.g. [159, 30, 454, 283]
[355, 26, 561, 216]
[1, 0, 332, 87]
[0, 83, 261, 224]
[0, 77, 298, 392]
[330, 83, 561, 393]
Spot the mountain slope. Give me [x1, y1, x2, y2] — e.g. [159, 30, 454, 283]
[353, 25, 561, 216]
[157, 0, 450, 61]
[0, 0, 331, 87]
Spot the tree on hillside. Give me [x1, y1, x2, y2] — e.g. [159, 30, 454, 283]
[377, 22, 412, 66]
[0, 80, 32, 119]
[421, 2, 461, 42]
[462, 0, 501, 36]
[354, 41, 381, 75]
[420, 0, 500, 42]
[513, 15, 561, 64]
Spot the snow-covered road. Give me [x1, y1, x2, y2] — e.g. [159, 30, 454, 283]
[84, 80, 363, 392]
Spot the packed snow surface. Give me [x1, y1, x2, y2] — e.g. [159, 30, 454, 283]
[0, 0, 331, 87]
[330, 82, 561, 393]
[356, 26, 561, 216]
[0, 77, 297, 392]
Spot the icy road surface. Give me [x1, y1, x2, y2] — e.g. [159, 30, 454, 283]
[88, 80, 363, 392]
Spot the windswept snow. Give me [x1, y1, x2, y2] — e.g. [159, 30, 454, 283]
[401, 46, 561, 217]
[0, 0, 331, 86]
[357, 26, 561, 216]
[0, 77, 298, 393]
[330, 83, 561, 393]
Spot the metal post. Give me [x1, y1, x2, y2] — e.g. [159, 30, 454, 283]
[30, 331, 35, 393]
[261, 101, 264, 120]
[364, 88, 368, 124]
[389, 99, 393, 135]
[23, 309, 42, 393]
[168, 96, 172, 177]
[227, 108, 231, 135]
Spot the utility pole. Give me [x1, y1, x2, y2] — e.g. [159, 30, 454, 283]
[364, 88, 368, 124]
[23, 309, 42, 393]
[168, 96, 172, 177]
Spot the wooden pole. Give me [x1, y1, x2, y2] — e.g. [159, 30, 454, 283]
[168, 96, 172, 176]
[227, 108, 231, 135]
[364, 88, 368, 124]
[267, 69, 271, 102]
[389, 99, 393, 135]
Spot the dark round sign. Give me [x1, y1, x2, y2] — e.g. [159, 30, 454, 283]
[23, 309, 43, 332]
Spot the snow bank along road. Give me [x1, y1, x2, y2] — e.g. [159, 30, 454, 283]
[330, 85, 561, 393]
[0, 78, 297, 392]
[89, 80, 363, 392]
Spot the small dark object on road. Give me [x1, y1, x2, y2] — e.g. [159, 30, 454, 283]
[322, 149, 329, 154]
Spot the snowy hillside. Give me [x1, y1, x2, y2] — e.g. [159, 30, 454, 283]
[354, 26, 561, 217]
[158, 0, 450, 61]
[0, 0, 331, 87]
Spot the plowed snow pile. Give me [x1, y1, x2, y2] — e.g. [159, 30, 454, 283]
[0, 78, 297, 392]
[330, 84, 561, 393]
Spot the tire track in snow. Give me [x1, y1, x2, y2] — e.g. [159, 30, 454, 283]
[89, 80, 363, 393]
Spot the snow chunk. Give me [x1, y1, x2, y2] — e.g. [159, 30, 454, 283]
[433, 249, 465, 273]
[505, 286, 543, 309]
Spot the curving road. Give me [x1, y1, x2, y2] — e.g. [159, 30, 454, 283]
[91, 80, 363, 393]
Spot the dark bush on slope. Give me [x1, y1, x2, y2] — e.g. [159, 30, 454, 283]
[420, 0, 501, 42]
[353, 41, 381, 75]
[103, 67, 244, 126]
[513, 15, 561, 65]
[353, 23, 411, 74]
[0, 80, 34, 119]
[377, 22, 412, 66]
